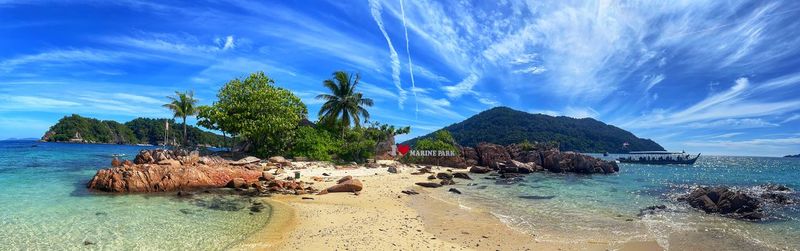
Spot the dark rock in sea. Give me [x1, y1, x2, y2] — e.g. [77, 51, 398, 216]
[84, 240, 95, 246]
[761, 184, 792, 192]
[448, 188, 462, 194]
[176, 191, 194, 197]
[476, 185, 488, 190]
[440, 179, 456, 186]
[249, 204, 264, 213]
[518, 195, 555, 200]
[436, 172, 453, 180]
[452, 172, 472, 180]
[415, 182, 443, 188]
[179, 208, 195, 215]
[637, 205, 668, 217]
[541, 151, 618, 174]
[95, 212, 107, 216]
[469, 166, 491, 174]
[678, 186, 764, 220]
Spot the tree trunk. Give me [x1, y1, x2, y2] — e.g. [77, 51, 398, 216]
[182, 117, 187, 147]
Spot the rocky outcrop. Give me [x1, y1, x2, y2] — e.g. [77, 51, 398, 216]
[678, 186, 764, 220]
[469, 166, 491, 174]
[319, 176, 363, 194]
[460, 147, 479, 166]
[88, 149, 262, 193]
[541, 151, 618, 174]
[475, 143, 511, 168]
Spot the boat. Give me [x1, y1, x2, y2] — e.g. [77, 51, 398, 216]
[617, 151, 701, 165]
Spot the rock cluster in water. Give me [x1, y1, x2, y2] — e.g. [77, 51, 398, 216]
[678, 185, 795, 220]
[87, 149, 314, 195]
[459, 143, 618, 174]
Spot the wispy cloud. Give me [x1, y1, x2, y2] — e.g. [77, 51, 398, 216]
[369, 0, 406, 108]
[442, 73, 479, 98]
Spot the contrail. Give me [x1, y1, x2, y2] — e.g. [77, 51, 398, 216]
[400, 0, 418, 118]
[369, 0, 406, 108]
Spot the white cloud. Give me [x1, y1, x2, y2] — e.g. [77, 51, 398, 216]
[4, 96, 81, 108]
[442, 73, 479, 98]
[513, 66, 546, 75]
[642, 74, 665, 92]
[222, 35, 235, 50]
[113, 93, 163, 104]
[708, 132, 744, 139]
[369, 0, 406, 108]
[782, 114, 800, 124]
[688, 118, 778, 129]
[564, 106, 599, 119]
[0, 49, 131, 72]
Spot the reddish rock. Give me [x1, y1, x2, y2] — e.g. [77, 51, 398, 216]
[111, 158, 122, 167]
[122, 160, 134, 166]
[321, 179, 363, 193]
[415, 182, 442, 188]
[337, 175, 353, 184]
[469, 166, 491, 174]
[227, 178, 247, 188]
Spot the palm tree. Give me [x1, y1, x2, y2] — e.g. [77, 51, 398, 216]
[163, 91, 198, 146]
[316, 71, 374, 138]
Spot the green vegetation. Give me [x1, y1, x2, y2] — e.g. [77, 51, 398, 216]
[43, 115, 226, 146]
[162, 91, 198, 146]
[316, 71, 374, 138]
[405, 106, 664, 153]
[197, 71, 307, 157]
[290, 126, 338, 161]
[414, 130, 459, 152]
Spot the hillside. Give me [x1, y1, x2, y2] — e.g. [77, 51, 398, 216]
[405, 107, 664, 153]
[41, 114, 226, 146]
[785, 154, 800, 158]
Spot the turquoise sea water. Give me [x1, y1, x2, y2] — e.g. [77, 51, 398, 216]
[0, 141, 271, 250]
[440, 154, 800, 250]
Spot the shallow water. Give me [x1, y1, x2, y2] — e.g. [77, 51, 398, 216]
[440, 155, 800, 250]
[0, 141, 271, 250]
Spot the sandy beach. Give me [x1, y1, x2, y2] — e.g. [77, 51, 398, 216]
[235, 163, 665, 251]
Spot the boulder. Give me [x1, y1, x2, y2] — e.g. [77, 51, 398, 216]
[232, 156, 261, 166]
[461, 147, 479, 166]
[469, 166, 491, 174]
[122, 160, 134, 166]
[133, 150, 154, 164]
[436, 172, 453, 180]
[261, 171, 275, 181]
[157, 159, 181, 168]
[475, 143, 511, 168]
[337, 175, 353, 184]
[541, 151, 618, 174]
[439, 179, 455, 185]
[448, 188, 462, 194]
[226, 178, 247, 189]
[415, 182, 442, 188]
[387, 166, 399, 174]
[427, 175, 436, 180]
[322, 179, 363, 193]
[453, 172, 472, 180]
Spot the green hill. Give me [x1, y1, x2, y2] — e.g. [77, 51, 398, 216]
[404, 107, 664, 153]
[41, 114, 226, 146]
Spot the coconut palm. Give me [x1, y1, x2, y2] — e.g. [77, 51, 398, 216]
[316, 71, 374, 138]
[163, 91, 198, 146]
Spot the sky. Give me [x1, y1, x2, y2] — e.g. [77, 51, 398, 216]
[1, 0, 799, 156]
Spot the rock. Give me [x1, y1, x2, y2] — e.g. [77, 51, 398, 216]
[678, 186, 764, 220]
[541, 151, 618, 174]
[87, 152, 262, 193]
[321, 179, 363, 193]
[469, 166, 491, 174]
[268, 156, 287, 163]
[301, 197, 314, 200]
[260, 171, 275, 181]
[111, 157, 122, 167]
[401, 190, 419, 195]
[453, 172, 472, 180]
[427, 175, 436, 180]
[448, 188, 462, 194]
[387, 166, 399, 174]
[439, 179, 455, 185]
[122, 160, 134, 166]
[461, 147, 479, 166]
[133, 150, 154, 164]
[415, 182, 443, 188]
[84, 240, 95, 245]
[365, 162, 381, 168]
[227, 178, 247, 189]
[761, 184, 792, 192]
[637, 205, 668, 216]
[232, 156, 261, 166]
[337, 175, 353, 184]
[436, 172, 453, 180]
[475, 143, 511, 168]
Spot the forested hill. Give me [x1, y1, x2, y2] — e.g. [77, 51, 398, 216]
[41, 114, 226, 146]
[404, 107, 665, 153]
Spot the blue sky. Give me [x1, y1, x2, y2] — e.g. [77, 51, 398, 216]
[1, 0, 799, 156]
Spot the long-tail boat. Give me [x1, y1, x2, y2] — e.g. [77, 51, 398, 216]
[617, 151, 701, 165]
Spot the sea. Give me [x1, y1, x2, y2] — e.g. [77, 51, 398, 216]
[2, 140, 799, 250]
[0, 140, 271, 250]
[436, 154, 800, 250]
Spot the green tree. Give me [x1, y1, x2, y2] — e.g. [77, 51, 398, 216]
[316, 71, 374, 138]
[290, 126, 340, 161]
[207, 71, 307, 157]
[163, 91, 198, 146]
